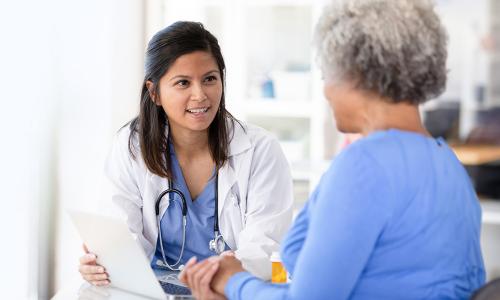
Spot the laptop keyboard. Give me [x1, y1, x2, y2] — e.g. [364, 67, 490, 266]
[159, 281, 192, 295]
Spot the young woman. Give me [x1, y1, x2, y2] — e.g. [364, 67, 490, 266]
[180, 1, 485, 299]
[78, 21, 293, 286]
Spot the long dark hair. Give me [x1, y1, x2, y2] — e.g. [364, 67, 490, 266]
[128, 21, 240, 179]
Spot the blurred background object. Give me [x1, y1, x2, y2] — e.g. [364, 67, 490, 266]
[423, 100, 461, 141]
[1, 0, 500, 299]
[463, 108, 500, 199]
[466, 108, 500, 145]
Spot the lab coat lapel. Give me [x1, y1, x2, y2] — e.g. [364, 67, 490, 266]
[217, 122, 252, 220]
[149, 172, 170, 217]
[217, 162, 237, 220]
[148, 125, 172, 216]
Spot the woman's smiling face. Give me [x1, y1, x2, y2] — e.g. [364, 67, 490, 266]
[148, 50, 223, 135]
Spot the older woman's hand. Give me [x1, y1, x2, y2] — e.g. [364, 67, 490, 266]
[179, 256, 226, 300]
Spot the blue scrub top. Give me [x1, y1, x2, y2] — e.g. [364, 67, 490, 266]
[151, 142, 227, 269]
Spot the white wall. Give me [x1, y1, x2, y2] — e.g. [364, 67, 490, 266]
[0, 1, 58, 298]
[53, 0, 144, 296]
[1, 1, 144, 298]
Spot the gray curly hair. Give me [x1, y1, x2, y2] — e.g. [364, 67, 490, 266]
[314, 0, 448, 104]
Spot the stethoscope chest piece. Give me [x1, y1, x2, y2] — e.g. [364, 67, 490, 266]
[209, 232, 226, 255]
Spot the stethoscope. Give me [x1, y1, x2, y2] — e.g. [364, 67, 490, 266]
[154, 171, 226, 271]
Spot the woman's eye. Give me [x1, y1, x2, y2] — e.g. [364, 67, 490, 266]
[176, 79, 189, 87]
[204, 75, 217, 83]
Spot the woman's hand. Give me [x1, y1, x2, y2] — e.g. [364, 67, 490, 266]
[220, 250, 235, 257]
[179, 255, 245, 298]
[210, 255, 245, 295]
[78, 244, 110, 286]
[179, 257, 226, 300]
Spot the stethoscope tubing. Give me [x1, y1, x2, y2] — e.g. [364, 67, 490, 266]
[154, 172, 224, 271]
[156, 185, 188, 270]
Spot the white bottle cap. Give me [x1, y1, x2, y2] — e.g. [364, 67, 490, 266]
[270, 251, 281, 262]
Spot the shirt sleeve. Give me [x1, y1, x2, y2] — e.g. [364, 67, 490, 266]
[104, 128, 154, 255]
[225, 145, 394, 300]
[234, 135, 294, 280]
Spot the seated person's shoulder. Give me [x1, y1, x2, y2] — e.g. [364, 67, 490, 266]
[116, 123, 139, 149]
[339, 132, 392, 158]
[346, 131, 407, 165]
[330, 131, 407, 183]
[108, 122, 142, 166]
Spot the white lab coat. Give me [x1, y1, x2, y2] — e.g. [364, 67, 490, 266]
[104, 120, 294, 280]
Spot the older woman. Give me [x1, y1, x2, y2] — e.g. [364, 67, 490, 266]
[180, 0, 486, 299]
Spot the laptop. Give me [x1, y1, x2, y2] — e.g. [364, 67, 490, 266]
[69, 210, 194, 300]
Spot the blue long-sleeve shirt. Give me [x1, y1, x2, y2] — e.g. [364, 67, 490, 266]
[225, 129, 485, 300]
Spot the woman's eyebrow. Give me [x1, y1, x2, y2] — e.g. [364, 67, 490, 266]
[168, 75, 190, 82]
[168, 70, 220, 82]
[203, 70, 220, 76]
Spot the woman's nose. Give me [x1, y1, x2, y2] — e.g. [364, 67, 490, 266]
[190, 83, 208, 102]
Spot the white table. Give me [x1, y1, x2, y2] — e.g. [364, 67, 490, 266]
[51, 281, 193, 300]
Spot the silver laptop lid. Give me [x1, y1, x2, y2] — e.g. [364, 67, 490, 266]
[69, 210, 166, 299]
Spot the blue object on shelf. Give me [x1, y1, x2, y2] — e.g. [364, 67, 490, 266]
[261, 77, 275, 99]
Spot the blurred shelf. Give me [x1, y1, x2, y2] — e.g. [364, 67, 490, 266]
[160, 0, 338, 198]
[245, 0, 313, 7]
[451, 145, 500, 165]
[200, 0, 225, 5]
[241, 99, 313, 118]
[481, 200, 500, 225]
[165, 0, 226, 6]
[291, 169, 313, 181]
[290, 159, 331, 181]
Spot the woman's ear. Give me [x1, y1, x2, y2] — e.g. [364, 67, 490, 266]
[146, 80, 160, 105]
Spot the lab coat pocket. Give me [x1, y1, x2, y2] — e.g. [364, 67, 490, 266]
[227, 187, 244, 232]
[219, 185, 244, 249]
[230, 189, 240, 207]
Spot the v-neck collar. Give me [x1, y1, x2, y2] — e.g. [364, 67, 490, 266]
[150, 120, 251, 220]
[169, 142, 215, 203]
